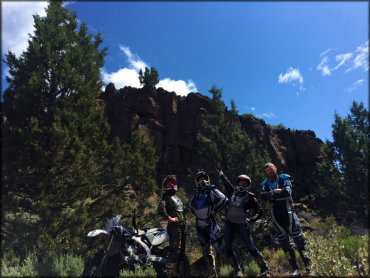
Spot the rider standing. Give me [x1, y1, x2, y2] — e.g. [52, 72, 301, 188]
[158, 175, 187, 276]
[218, 169, 269, 277]
[260, 162, 311, 277]
[189, 171, 228, 277]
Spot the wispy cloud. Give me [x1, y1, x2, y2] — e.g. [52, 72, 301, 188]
[345, 79, 364, 93]
[2, 1, 48, 57]
[320, 48, 335, 57]
[102, 46, 197, 95]
[333, 53, 353, 70]
[318, 41, 369, 76]
[317, 57, 331, 76]
[119, 45, 148, 72]
[346, 41, 369, 72]
[256, 112, 276, 119]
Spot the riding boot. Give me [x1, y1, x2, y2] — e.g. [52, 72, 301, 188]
[228, 253, 243, 277]
[294, 236, 311, 272]
[253, 253, 269, 277]
[285, 249, 301, 276]
[205, 254, 218, 278]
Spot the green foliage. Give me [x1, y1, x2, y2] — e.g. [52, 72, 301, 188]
[242, 113, 254, 118]
[119, 264, 156, 277]
[314, 101, 369, 224]
[139, 67, 159, 89]
[219, 264, 233, 277]
[299, 195, 309, 203]
[261, 247, 271, 259]
[274, 248, 289, 266]
[1, 255, 38, 277]
[1, 1, 159, 263]
[243, 261, 260, 277]
[1, 251, 84, 277]
[196, 85, 270, 192]
[305, 218, 368, 277]
[38, 252, 84, 277]
[274, 123, 286, 129]
[1, 212, 40, 262]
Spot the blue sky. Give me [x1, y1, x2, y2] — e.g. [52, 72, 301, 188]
[2, 1, 368, 142]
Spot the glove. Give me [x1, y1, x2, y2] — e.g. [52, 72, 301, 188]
[247, 217, 256, 223]
[168, 216, 178, 223]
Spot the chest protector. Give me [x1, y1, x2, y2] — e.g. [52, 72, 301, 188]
[230, 192, 249, 208]
[170, 195, 184, 212]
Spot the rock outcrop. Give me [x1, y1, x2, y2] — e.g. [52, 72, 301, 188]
[100, 84, 323, 199]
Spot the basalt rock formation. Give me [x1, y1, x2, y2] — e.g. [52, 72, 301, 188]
[100, 84, 323, 200]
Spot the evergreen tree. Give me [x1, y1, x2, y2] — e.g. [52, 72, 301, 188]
[196, 85, 269, 192]
[2, 0, 112, 256]
[314, 101, 369, 224]
[139, 66, 159, 89]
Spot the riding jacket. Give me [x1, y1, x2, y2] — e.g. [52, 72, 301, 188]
[221, 174, 263, 224]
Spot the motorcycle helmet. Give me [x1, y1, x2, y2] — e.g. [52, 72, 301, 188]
[194, 171, 210, 188]
[162, 175, 177, 191]
[236, 174, 251, 191]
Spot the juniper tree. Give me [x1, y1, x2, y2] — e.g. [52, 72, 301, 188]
[196, 85, 269, 192]
[314, 101, 369, 224]
[2, 0, 111, 256]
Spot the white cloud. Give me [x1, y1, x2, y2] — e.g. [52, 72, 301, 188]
[102, 46, 197, 95]
[317, 57, 331, 76]
[157, 78, 197, 96]
[345, 79, 364, 93]
[2, 1, 48, 57]
[278, 67, 304, 84]
[102, 68, 141, 89]
[250, 107, 256, 112]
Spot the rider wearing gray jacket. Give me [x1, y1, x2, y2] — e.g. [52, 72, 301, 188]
[219, 170, 269, 277]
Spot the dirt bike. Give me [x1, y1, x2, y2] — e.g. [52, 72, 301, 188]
[82, 214, 170, 277]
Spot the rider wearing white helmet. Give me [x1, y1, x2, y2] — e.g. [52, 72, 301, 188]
[218, 169, 269, 277]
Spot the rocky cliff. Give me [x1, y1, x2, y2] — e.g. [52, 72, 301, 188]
[100, 84, 323, 199]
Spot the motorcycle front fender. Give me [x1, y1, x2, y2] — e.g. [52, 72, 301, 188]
[87, 229, 109, 237]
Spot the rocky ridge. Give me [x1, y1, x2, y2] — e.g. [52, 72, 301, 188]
[100, 84, 323, 200]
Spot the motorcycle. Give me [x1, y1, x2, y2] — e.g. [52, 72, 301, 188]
[82, 214, 170, 277]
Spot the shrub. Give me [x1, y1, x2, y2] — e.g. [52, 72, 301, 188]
[274, 248, 289, 266]
[1, 255, 37, 277]
[119, 264, 156, 277]
[38, 252, 84, 277]
[305, 219, 368, 277]
[261, 247, 271, 259]
[219, 264, 233, 277]
[243, 261, 260, 277]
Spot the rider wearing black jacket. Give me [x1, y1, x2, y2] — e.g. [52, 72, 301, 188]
[219, 170, 269, 277]
[158, 175, 186, 276]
